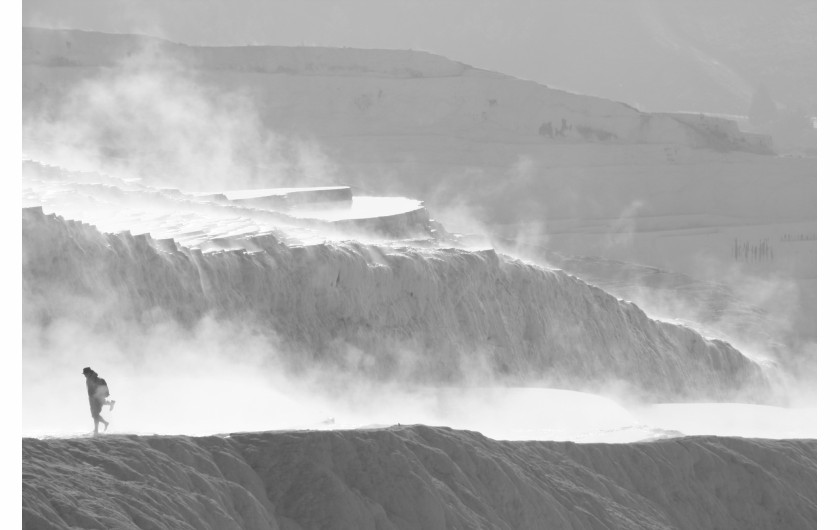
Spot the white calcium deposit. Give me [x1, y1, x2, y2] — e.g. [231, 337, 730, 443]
[24, 162, 774, 405]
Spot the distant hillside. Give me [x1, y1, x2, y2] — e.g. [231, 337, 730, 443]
[23, 426, 817, 530]
[22, 0, 815, 117]
[22, 27, 772, 154]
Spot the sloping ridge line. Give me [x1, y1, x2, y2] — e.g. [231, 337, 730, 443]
[23, 426, 816, 530]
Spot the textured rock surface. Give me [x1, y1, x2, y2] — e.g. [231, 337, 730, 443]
[23, 426, 816, 530]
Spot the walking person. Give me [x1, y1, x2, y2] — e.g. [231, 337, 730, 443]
[82, 367, 116, 435]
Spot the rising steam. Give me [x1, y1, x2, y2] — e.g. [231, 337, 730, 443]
[23, 42, 339, 191]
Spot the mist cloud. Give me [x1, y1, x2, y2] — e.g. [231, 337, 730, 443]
[23, 43, 339, 191]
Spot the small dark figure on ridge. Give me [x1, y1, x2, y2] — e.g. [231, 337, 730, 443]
[82, 367, 115, 435]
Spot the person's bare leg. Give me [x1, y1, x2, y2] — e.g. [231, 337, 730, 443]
[93, 414, 108, 434]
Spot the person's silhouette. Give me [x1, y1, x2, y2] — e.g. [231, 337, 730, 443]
[82, 367, 115, 435]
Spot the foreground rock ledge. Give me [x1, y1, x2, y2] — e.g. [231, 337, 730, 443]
[23, 425, 816, 530]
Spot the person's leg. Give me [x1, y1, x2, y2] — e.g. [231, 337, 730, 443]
[93, 413, 109, 434]
[91, 401, 102, 434]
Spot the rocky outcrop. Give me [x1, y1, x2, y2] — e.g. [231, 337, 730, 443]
[22, 426, 817, 530]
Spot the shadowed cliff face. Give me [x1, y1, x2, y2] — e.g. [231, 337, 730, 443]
[23, 426, 816, 530]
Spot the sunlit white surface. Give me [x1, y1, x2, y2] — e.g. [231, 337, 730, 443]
[291, 196, 424, 221]
[24, 382, 815, 443]
[315, 387, 816, 443]
[634, 402, 816, 439]
[217, 186, 349, 201]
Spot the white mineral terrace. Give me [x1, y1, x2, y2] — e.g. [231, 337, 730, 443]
[210, 187, 425, 221]
[215, 186, 351, 201]
[23, 162, 430, 248]
[290, 196, 424, 221]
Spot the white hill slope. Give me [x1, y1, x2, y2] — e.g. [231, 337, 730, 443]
[23, 426, 816, 530]
[22, 27, 773, 155]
